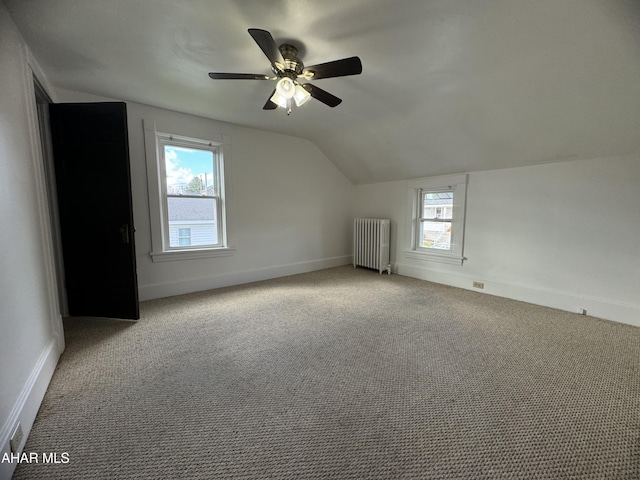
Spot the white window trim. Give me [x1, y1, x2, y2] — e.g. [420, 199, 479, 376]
[143, 119, 235, 262]
[405, 173, 468, 266]
[150, 248, 235, 263]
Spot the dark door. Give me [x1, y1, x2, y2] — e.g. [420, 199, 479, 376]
[49, 102, 139, 320]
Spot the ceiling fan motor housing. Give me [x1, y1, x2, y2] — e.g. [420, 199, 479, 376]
[278, 44, 304, 76]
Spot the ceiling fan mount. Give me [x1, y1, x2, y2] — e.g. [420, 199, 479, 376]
[208, 29, 362, 114]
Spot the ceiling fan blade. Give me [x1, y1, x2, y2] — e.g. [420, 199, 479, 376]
[302, 84, 342, 107]
[302, 56, 362, 80]
[263, 90, 278, 110]
[208, 73, 271, 80]
[248, 28, 285, 70]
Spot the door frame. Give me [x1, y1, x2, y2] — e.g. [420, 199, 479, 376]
[22, 55, 65, 352]
[33, 77, 68, 317]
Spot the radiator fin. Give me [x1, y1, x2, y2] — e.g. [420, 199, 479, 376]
[353, 218, 391, 274]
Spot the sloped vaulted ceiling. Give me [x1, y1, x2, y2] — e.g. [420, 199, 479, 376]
[5, 0, 640, 184]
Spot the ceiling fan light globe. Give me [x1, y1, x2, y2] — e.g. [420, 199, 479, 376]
[270, 91, 289, 109]
[293, 84, 311, 106]
[275, 77, 295, 99]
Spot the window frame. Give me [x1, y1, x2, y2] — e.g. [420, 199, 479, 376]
[144, 120, 235, 262]
[418, 189, 454, 251]
[405, 174, 468, 265]
[158, 134, 223, 251]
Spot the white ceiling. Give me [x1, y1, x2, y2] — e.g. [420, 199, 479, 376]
[5, 0, 640, 184]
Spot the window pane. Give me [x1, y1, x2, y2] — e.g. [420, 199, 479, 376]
[167, 197, 218, 247]
[421, 220, 452, 250]
[164, 146, 214, 195]
[422, 192, 453, 219]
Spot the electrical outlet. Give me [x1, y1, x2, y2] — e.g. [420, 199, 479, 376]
[10, 422, 23, 454]
[473, 281, 484, 289]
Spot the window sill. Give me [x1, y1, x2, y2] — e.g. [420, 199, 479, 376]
[150, 247, 236, 263]
[404, 249, 465, 266]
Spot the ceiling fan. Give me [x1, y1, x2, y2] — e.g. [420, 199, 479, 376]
[208, 28, 362, 114]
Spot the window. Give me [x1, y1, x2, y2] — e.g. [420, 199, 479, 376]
[160, 137, 221, 250]
[406, 174, 467, 265]
[144, 121, 234, 262]
[178, 228, 191, 246]
[419, 191, 453, 250]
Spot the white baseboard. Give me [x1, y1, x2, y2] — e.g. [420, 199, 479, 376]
[396, 262, 640, 328]
[0, 339, 61, 480]
[138, 255, 353, 301]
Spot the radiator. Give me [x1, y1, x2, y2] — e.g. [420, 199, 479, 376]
[353, 218, 391, 274]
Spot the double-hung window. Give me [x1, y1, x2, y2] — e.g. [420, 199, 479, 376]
[406, 174, 467, 265]
[159, 134, 222, 250]
[419, 190, 454, 250]
[145, 121, 234, 262]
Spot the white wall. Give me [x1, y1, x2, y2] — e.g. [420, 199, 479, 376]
[0, 5, 64, 478]
[54, 90, 355, 300]
[355, 155, 640, 327]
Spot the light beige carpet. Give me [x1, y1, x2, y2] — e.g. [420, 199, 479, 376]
[12, 266, 640, 479]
